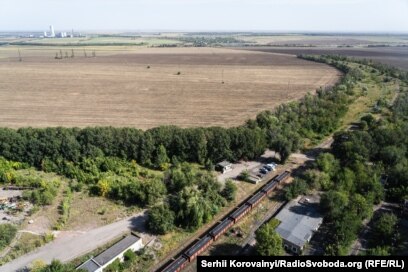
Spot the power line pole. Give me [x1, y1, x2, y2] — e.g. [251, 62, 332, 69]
[18, 49, 22, 62]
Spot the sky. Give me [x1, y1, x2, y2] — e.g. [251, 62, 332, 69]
[0, 0, 407, 33]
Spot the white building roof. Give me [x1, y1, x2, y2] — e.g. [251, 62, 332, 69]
[275, 196, 323, 249]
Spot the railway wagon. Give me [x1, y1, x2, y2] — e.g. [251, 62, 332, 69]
[161, 256, 189, 272]
[261, 180, 278, 195]
[246, 191, 266, 208]
[209, 218, 234, 240]
[229, 203, 251, 223]
[275, 171, 290, 182]
[184, 235, 213, 262]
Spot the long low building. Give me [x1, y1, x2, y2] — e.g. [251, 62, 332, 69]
[77, 233, 143, 272]
[275, 195, 323, 254]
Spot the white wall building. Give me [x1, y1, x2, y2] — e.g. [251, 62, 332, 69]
[77, 233, 143, 272]
[49, 25, 55, 37]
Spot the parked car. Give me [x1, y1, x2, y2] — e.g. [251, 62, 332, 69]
[264, 165, 274, 171]
[259, 168, 268, 174]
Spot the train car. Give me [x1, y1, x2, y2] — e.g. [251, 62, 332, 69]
[261, 180, 278, 195]
[229, 203, 251, 223]
[161, 255, 189, 272]
[184, 235, 213, 262]
[246, 191, 266, 208]
[209, 218, 234, 240]
[275, 171, 290, 183]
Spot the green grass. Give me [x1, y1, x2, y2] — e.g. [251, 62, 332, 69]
[340, 63, 399, 128]
[0, 232, 53, 265]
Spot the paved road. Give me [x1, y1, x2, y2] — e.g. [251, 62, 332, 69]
[0, 210, 148, 272]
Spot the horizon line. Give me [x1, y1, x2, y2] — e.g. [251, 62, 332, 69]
[1, 29, 408, 35]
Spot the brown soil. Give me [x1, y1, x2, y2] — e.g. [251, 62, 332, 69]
[0, 48, 340, 129]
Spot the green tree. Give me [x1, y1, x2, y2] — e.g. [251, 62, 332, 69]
[147, 204, 175, 234]
[373, 213, 398, 245]
[105, 259, 122, 272]
[38, 259, 78, 272]
[320, 191, 349, 221]
[349, 194, 371, 220]
[123, 249, 136, 262]
[366, 246, 390, 256]
[221, 179, 237, 201]
[284, 178, 308, 201]
[255, 220, 284, 256]
[155, 144, 170, 170]
[239, 169, 250, 182]
[97, 179, 111, 197]
[316, 153, 340, 178]
[304, 169, 332, 191]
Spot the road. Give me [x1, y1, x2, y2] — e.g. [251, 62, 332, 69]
[0, 210, 149, 272]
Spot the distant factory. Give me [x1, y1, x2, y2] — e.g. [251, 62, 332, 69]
[42, 25, 82, 38]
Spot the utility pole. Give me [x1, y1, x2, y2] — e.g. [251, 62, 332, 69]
[17, 49, 22, 62]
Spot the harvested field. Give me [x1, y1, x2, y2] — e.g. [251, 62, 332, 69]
[243, 46, 408, 71]
[0, 47, 340, 129]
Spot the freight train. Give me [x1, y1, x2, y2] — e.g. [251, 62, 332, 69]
[160, 170, 291, 272]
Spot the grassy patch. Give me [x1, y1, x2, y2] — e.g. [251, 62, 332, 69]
[0, 232, 53, 265]
[64, 191, 136, 231]
[340, 64, 399, 128]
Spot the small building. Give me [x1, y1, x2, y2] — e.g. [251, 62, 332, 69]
[77, 233, 143, 272]
[215, 160, 232, 173]
[247, 175, 261, 184]
[275, 195, 323, 254]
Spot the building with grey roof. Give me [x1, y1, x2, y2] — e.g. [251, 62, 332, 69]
[77, 233, 143, 272]
[216, 160, 232, 173]
[275, 195, 323, 254]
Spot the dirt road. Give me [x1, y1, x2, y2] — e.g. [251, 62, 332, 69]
[0, 210, 149, 272]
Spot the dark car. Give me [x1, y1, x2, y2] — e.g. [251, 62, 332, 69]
[264, 165, 273, 171]
[259, 168, 267, 174]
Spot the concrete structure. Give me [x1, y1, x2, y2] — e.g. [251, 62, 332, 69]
[77, 233, 143, 272]
[247, 175, 261, 184]
[49, 25, 55, 37]
[275, 195, 323, 254]
[216, 160, 233, 173]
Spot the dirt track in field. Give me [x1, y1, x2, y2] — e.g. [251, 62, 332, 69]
[0, 48, 341, 129]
